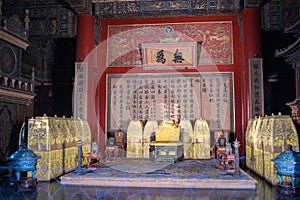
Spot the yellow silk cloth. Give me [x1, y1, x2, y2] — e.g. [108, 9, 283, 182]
[126, 120, 143, 158]
[27, 116, 91, 181]
[246, 114, 299, 185]
[155, 121, 180, 142]
[192, 119, 211, 159]
[126, 119, 211, 160]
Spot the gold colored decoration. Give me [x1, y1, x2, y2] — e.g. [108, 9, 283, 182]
[264, 114, 299, 184]
[27, 115, 91, 181]
[126, 120, 143, 158]
[180, 119, 193, 159]
[155, 121, 180, 142]
[141, 42, 200, 70]
[245, 117, 257, 170]
[255, 116, 269, 177]
[107, 22, 232, 66]
[246, 114, 299, 185]
[252, 117, 263, 177]
[149, 120, 183, 161]
[193, 119, 211, 159]
[126, 119, 211, 160]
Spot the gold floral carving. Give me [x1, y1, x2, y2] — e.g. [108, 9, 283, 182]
[107, 22, 232, 66]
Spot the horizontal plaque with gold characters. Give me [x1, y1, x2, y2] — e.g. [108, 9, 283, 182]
[141, 42, 201, 70]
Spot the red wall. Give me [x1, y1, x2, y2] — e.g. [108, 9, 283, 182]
[92, 11, 261, 155]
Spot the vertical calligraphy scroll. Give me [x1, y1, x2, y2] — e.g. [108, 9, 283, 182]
[74, 62, 88, 120]
[249, 58, 264, 118]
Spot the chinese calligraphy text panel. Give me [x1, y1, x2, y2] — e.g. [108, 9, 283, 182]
[141, 42, 201, 69]
[249, 58, 264, 118]
[107, 72, 234, 133]
[107, 22, 233, 66]
[74, 62, 88, 120]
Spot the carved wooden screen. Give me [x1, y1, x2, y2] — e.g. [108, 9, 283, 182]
[107, 72, 234, 133]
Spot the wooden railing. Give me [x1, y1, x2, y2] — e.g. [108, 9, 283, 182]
[0, 74, 34, 93]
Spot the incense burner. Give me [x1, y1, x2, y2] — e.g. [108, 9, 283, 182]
[7, 146, 41, 189]
[272, 145, 300, 188]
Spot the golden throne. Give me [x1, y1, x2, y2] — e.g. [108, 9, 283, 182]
[149, 120, 183, 162]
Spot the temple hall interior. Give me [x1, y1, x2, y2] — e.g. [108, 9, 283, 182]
[1, 0, 300, 199]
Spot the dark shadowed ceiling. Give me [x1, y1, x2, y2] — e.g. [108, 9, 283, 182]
[1, 0, 264, 17]
[2, 0, 296, 40]
[0, 0, 292, 40]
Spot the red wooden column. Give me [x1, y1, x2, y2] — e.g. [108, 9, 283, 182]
[76, 14, 95, 61]
[241, 8, 262, 154]
[75, 14, 99, 149]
